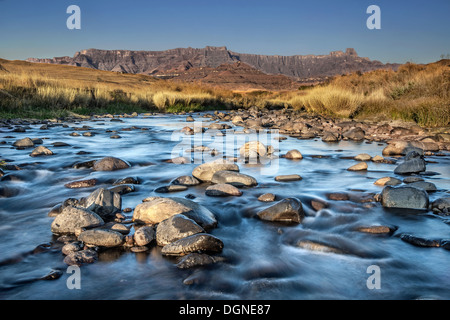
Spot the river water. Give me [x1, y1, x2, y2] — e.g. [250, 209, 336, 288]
[0, 113, 449, 300]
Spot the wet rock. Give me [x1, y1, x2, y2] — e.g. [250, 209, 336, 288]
[403, 176, 424, 184]
[176, 253, 221, 269]
[206, 183, 243, 197]
[64, 249, 98, 266]
[347, 162, 368, 171]
[394, 151, 426, 175]
[98, 222, 131, 235]
[133, 225, 155, 246]
[371, 155, 385, 162]
[258, 193, 276, 202]
[93, 157, 130, 171]
[40, 269, 63, 281]
[408, 181, 437, 192]
[356, 226, 396, 234]
[156, 214, 205, 246]
[296, 240, 345, 254]
[52, 142, 71, 147]
[284, 149, 303, 160]
[29, 146, 53, 157]
[51, 206, 104, 235]
[133, 197, 217, 230]
[274, 174, 302, 182]
[382, 140, 422, 156]
[78, 188, 121, 219]
[113, 177, 140, 185]
[211, 170, 257, 187]
[322, 131, 340, 142]
[62, 242, 83, 255]
[381, 186, 429, 209]
[257, 197, 304, 223]
[399, 234, 441, 248]
[155, 185, 188, 193]
[108, 184, 135, 195]
[431, 197, 450, 214]
[13, 137, 34, 148]
[192, 160, 239, 182]
[64, 178, 98, 189]
[374, 177, 402, 186]
[171, 175, 200, 186]
[354, 153, 372, 161]
[343, 127, 365, 141]
[78, 229, 124, 247]
[186, 116, 195, 122]
[239, 141, 268, 158]
[72, 160, 96, 169]
[161, 233, 224, 256]
[327, 192, 349, 201]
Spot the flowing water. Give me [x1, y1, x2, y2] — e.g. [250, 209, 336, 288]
[0, 113, 449, 300]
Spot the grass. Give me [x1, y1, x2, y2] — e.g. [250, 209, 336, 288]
[0, 58, 448, 127]
[273, 60, 450, 127]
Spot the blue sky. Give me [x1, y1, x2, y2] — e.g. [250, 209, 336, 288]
[0, 0, 449, 63]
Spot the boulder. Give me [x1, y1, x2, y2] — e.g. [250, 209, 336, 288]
[133, 225, 155, 246]
[408, 181, 437, 192]
[64, 249, 98, 266]
[239, 141, 268, 158]
[284, 149, 303, 160]
[161, 233, 224, 256]
[12, 137, 34, 148]
[51, 206, 104, 235]
[93, 157, 130, 171]
[78, 229, 124, 247]
[257, 197, 304, 223]
[382, 140, 422, 156]
[133, 197, 217, 230]
[176, 253, 221, 269]
[322, 131, 340, 142]
[30, 146, 53, 157]
[257, 193, 276, 202]
[381, 186, 429, 209]
[156, 214, 205, 246]
[347, 162, 368, 171]
[343, 127, 365, 141]
[354, 153, 372, 161]
[374, 177, 402, 186]
[79, 188, 121, 219]
[171, 176, 200, 186]
[211, 170, 257, 187]
[394, 151, 426, 175]
[205, 183, 243, 197]
[192, 160, 239, 182]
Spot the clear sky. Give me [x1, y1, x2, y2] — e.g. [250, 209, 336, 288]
[0, 0, 449, 64]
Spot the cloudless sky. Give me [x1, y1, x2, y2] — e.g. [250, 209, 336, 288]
[0, 0, 449, 63]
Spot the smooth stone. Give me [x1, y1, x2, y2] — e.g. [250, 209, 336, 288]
[400, 234, 441, 247]
[62, 242, 83, 255]
[257, 197, 304, 223]
[155, 185, 188, 193]
[133, 226, 155, 246]
[156, 214, 205, 246]
[171, 176, 200, 186]
[51, 206, 104, 235]
[374, 177, 402, 186]
[205, 183, 243, 197]
[296, 240, 345, 254]
[176, 253, 220, 269]
[257, 193, 276, 202]
[347, 162, 368, 171]
[30, 146, 53, 157]
[381, 186, 429, 209]
[93, 157, 130, 171]
[322, 131, 340, 142]
[211, 170, 257, 187]
[403, 176, 424, 184]
[354, 153, 372, 161]
[356, 226, 396, 234]
[284, 149, 303, 160]
[431, 197, 450, 212]
[13, 137, 34, 148]
[78, 188, 121, 219]
[275, 174, 302, 182]
[64, 178, 98, 189]
[113, 177, 140, 185]
[343, 127, 365, 141]
[63, 249, 98, 266]
[108, 184, 135, 195]
[161, 233, 224, 256]
[78, 229, 124, 247]
[408, 181, 437, 192]
[133, 197, 217, 230]
[394, 151, 426, 175]
[192, 160, 239, 182]
[239, 141, 268, 158]
[371, 155, 385, 162]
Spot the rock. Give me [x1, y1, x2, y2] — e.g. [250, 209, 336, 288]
[296, 240, 345, 254]
[381, 186, 429, 209]
[400, 234, 440, 248]
[371, 155, 385, 162]
[408, 181, 437, 192]
[354, 153, 371, 161]
[256, 197, 304, 223]
[431, 197, 450, 212]
[394, 151, 426, 175]
[403, 176, 424, 184]
[343, 127, 365, 141]
[73, 160, 96, 169]
[171, 176, 200, 186]
[239, 141, 268, 158]
[133, 226, 155, 246]
[161, 233, 224, 256]
[327, 192, 349, 201]
[206, 183, 243, 197]
[64, 179, 98, 189]
[78, 188, 121, 219]
[113, 177, 140, 185]
[133, 197, 217, 230]
[211, 170, 257, 187]
[155, 185, 188, 193]
[29, 146, 53, 157]
[13, 137, 34, 148]
[78, 229, 124, 247]
[176, 253, 221, 269]
[284, 149, 303, 160]
[62, 242, 83, 255]
[192, 160, 239, 182]
[258, 193, 276, 202]
[374, 177, 402, 186]
[356, 226, 396, 234]
[156, 214, 205, 246]
[64, 249, 98, 266]
[93, 157, 130, 171]
[322, 131, 340, 142]
[99, 222, 130, 235]
[186, 116, 195, 122]
[51, 206, 104, 235]
[382, 140, 422, 156]
[347, 162, 368, 171]
[274, 174, 302, 182]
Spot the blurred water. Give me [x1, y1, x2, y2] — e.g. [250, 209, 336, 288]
[0, 113, 449, 300]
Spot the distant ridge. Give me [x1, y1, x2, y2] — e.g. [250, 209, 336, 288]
[27, 46, 399, 82]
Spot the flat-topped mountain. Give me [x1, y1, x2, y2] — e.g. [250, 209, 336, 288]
[27, 46, 399, 82]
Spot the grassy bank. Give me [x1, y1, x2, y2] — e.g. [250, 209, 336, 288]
[272, 60, 450, 127]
